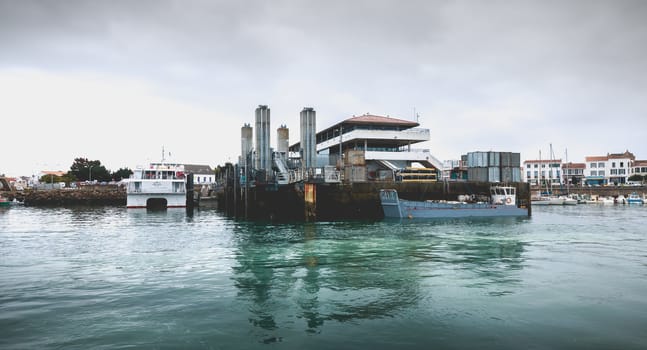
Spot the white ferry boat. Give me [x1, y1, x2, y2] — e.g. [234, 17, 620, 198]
[126, 163, 187, 209]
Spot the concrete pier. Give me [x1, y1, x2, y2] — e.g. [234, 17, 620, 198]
[217, 181, 532, 221]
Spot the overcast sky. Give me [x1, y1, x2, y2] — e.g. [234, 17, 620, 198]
[1, 0, 646, 177]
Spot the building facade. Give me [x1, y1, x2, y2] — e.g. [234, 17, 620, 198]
[562, 162, 586, 186]
[523, 159, 563, 186]
[631, 160, 647, 180]
[184, 164, 215, 185]
[288, 113, 442, 182]
[584, 151, 635, 185]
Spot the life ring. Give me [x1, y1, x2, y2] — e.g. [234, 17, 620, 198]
[505, 197, 512, 204]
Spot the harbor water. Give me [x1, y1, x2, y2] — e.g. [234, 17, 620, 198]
[1, 205, 646, 349]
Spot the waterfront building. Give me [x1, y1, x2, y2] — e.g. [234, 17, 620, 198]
[523, 158, 563, 187]
[288, 113, 442, 182]
[584, 151, 635, 186]
[561, 162, 586, 186]
[631, 159, 647, 175]
[183, 164, 215, 185]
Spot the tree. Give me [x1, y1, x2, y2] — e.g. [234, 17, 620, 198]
[111, 168, 133, 181]
[68, 158, 111, 182]
[628, 174, 644, 182]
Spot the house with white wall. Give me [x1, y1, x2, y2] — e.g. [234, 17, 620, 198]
[584, 151, 635, 185]
[523, 158, 563, 186]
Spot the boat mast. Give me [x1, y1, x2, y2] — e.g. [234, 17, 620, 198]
[565, 147, 569, 194]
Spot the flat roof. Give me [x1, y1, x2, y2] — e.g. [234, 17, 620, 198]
[340, 114, 419, 127]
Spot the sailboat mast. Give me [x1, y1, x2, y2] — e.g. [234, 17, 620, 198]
[565, 147, 569, 193]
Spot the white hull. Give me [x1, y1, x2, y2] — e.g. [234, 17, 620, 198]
[531, 197, 565, 205]
[126, 193, 186, 208]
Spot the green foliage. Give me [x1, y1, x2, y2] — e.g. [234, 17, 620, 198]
[111, 168, 133, 181]
[67, 157, 111, 182]
[628, 174, 644, 182]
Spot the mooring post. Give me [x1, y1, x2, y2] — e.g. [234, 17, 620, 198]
[304, 183, 316, 221]
[186, 173, 195, 212]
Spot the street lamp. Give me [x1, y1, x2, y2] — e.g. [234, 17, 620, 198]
[89, 165, 95, 182]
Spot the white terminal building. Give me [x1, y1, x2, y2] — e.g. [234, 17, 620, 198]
[289, 113, 443, 182]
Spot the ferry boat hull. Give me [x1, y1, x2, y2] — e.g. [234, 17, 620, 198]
[126, 192, 187, 208]
[380, 188, 529, 219]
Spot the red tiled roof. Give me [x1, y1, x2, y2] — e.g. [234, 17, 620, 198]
[563, 162, 586, 169]
[343, 114, 419, 127]
[633, 160, 647, 166]
[585, 156, 608, 162]
[608, 151, 635, 159]
[523, 159, 562, 163]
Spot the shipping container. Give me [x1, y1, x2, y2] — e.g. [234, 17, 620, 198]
[468, 167, 488, 182]
[488, 152, 500, 167]
[500, 152, 511, 167]
[468, 152, 488, 167]
[488, 166, 500, 182]
[512, 168, 521, 182]
[501, 166, 513, 182]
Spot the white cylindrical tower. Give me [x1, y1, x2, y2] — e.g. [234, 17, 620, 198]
[241, 123, 253, 165]
[300, 107, 317, 169]
[277, 124, 289, 159]
[255, 105, 271, 171]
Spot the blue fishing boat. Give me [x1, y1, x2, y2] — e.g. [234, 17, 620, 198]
[627, 192, 644, 205]
[380, 186, 529, 219]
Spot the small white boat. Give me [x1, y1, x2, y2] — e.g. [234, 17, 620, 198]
[559, 196, 578, 205]
[601, 197, 615, 205]
[531, 196, 565, 206]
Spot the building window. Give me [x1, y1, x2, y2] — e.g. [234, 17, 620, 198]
[620, 162, 624, 167]
[611, 169, 617, 175]
[541, 171, 546, 178]
[534, 164, 538, 168]
[598, 162, 605, 168]
[591, 171, 597, 176]
[527, 164, 531, 168]
[612, 162, 616, 168]
[619, 169, 626, 175]
[534, 171, 538, 178]
[599, 171, 605, 176]
[527, 171, 531, 179]
[590, 163, 597, 168]
[542, 164, 546, 168]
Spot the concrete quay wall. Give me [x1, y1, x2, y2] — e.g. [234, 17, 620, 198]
[533, 185, 647, 198]
[219, 181, 532, 221]
[15, 187, 126, 206]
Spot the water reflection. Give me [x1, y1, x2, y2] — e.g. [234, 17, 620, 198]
[230, 219, 527, 337]
[231, 222, 421, 334]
